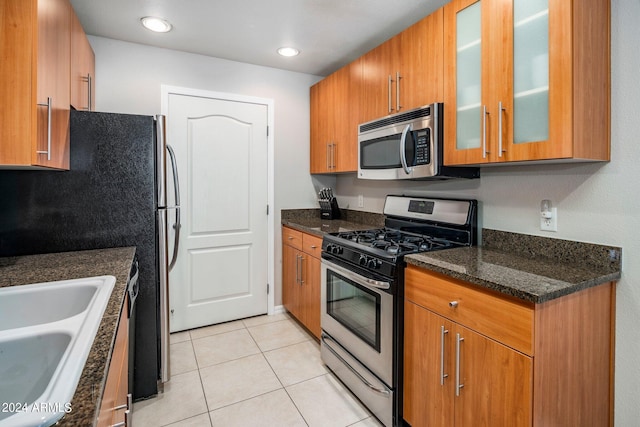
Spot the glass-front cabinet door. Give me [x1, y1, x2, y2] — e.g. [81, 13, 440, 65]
[512, 0, 549, 145]
[443, 0, 601, 165]
[507, 0, 560, 161]
[444, 0, 486, 165]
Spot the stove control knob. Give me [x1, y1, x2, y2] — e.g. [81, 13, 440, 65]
[367, 258, 380, 269]
[332, 245, 343, 255]
[325, 244, 334, 253]
[359, 255, 368, 266]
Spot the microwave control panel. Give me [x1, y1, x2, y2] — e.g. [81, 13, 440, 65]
[414, 129, 431, 165]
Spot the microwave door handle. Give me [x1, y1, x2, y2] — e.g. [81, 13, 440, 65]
[400, 124, 413, 175]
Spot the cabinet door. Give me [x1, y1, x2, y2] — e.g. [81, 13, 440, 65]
[282, 244, 301, 319]
[35, 0, 70, 169]
[302, 254, 321, 338]
[360, 37, 401, 123]
[71, 8, 95, 111]
[310, 78, 331, 173]
[400, 8, 444, 112]
[505, 0, 609, 162]
[404, 301, 454, 427]
[333, 60, 359, 173]
[443, 0, 487, 165]
[0, 0, 69, 169]
[454, 324, 532, 427]
[97, 300, 129, 427]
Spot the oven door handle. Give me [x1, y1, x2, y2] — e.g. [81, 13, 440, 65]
[323, 259, 390, 290]
[321, 333, 391, 396]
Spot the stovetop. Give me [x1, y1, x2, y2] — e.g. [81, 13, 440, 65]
[321, 196, 477, 279]
[332, 228, 456, 256]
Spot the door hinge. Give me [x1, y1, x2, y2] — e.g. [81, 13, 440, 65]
[266, 204, 269, 215]
[267, 126, 269, 137]
[267, 283, 270, 294]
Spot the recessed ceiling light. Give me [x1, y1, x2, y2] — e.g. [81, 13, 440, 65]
[277, 47, 300, 57]
[140, 16, 173, 33]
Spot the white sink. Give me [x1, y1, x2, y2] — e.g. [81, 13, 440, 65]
[0, 276, 116, 427]
[0, 281, 99, 332]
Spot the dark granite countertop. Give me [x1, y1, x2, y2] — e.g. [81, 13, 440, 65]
[0, 247, 136, 426]
[405, 229, 622, 304]
[281, 208, 384, 237]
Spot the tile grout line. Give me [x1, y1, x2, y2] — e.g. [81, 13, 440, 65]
[190, 331, 214, 427]
[167, 315, 336, 427]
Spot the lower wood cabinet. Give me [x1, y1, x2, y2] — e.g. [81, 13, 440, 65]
[97, 295, 130, 427]
[282, 226, 322, 338]
[403, 265, 615, 427]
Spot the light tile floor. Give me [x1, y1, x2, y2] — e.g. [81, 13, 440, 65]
[133, 313, 383, 427]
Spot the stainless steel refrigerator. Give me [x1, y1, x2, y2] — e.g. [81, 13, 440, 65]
[0, 110, 180, 399]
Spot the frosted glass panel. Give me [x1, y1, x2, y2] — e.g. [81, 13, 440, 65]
[456, 2, 482, 151]
[514, 90, 549, 143]
[457, 107, 482, 149]
[513, 0, 549, 143]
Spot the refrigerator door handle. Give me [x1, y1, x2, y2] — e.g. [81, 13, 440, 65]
[166, 144, 181, 271]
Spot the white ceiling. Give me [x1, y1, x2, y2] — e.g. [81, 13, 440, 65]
[70, 0, 448, 77]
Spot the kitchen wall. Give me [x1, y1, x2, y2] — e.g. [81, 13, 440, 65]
[336, 1, 640, 424]
[88, 36, 335, 309]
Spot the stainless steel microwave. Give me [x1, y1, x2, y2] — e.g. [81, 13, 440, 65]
[357, 103, 479, 180]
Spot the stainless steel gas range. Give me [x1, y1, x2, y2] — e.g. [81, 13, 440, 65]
[320, 196, 477, 427]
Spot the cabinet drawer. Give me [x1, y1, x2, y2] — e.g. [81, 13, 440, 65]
[282, 227, 302, 250]
[405, 265, 534, 355]
[302, 234, 323, 258]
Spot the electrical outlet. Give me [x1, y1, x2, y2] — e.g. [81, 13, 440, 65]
[358, 194, 364, 208]
[540, 207, 558, 232]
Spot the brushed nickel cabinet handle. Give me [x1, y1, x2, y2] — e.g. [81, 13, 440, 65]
[498, 101, 506, 157]
[482, 105, 489, 159]
[440, 325, 449, 385]
[36, 97, 52, 161]
[396, 71, 402, 111]
[456, 333, 465, 396]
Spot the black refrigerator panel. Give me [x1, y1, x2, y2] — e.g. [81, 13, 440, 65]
[0, 110, 159, 399]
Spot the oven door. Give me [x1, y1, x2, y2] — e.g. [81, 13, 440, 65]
[320, 257, 394, 386]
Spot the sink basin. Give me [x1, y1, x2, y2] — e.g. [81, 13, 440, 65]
[0, 276, 116, 427]
[0, 281, 99, 332]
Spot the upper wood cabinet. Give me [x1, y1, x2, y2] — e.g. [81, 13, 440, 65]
[0, 0, 71, 169]
[360, 8, 444, 123]
[71, 9, 95, 111]
[443, 0, 610, 166]
[310, 59, 360, 174]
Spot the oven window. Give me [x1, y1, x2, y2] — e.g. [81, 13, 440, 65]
[326, 270, 381, 352]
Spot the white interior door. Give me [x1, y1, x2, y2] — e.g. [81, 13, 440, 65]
[166, 92, 269, 332]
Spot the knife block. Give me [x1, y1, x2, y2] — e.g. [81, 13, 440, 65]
[319, 198, 341, 220]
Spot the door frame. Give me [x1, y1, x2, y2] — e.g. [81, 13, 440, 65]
[161, 84, 276, 316]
